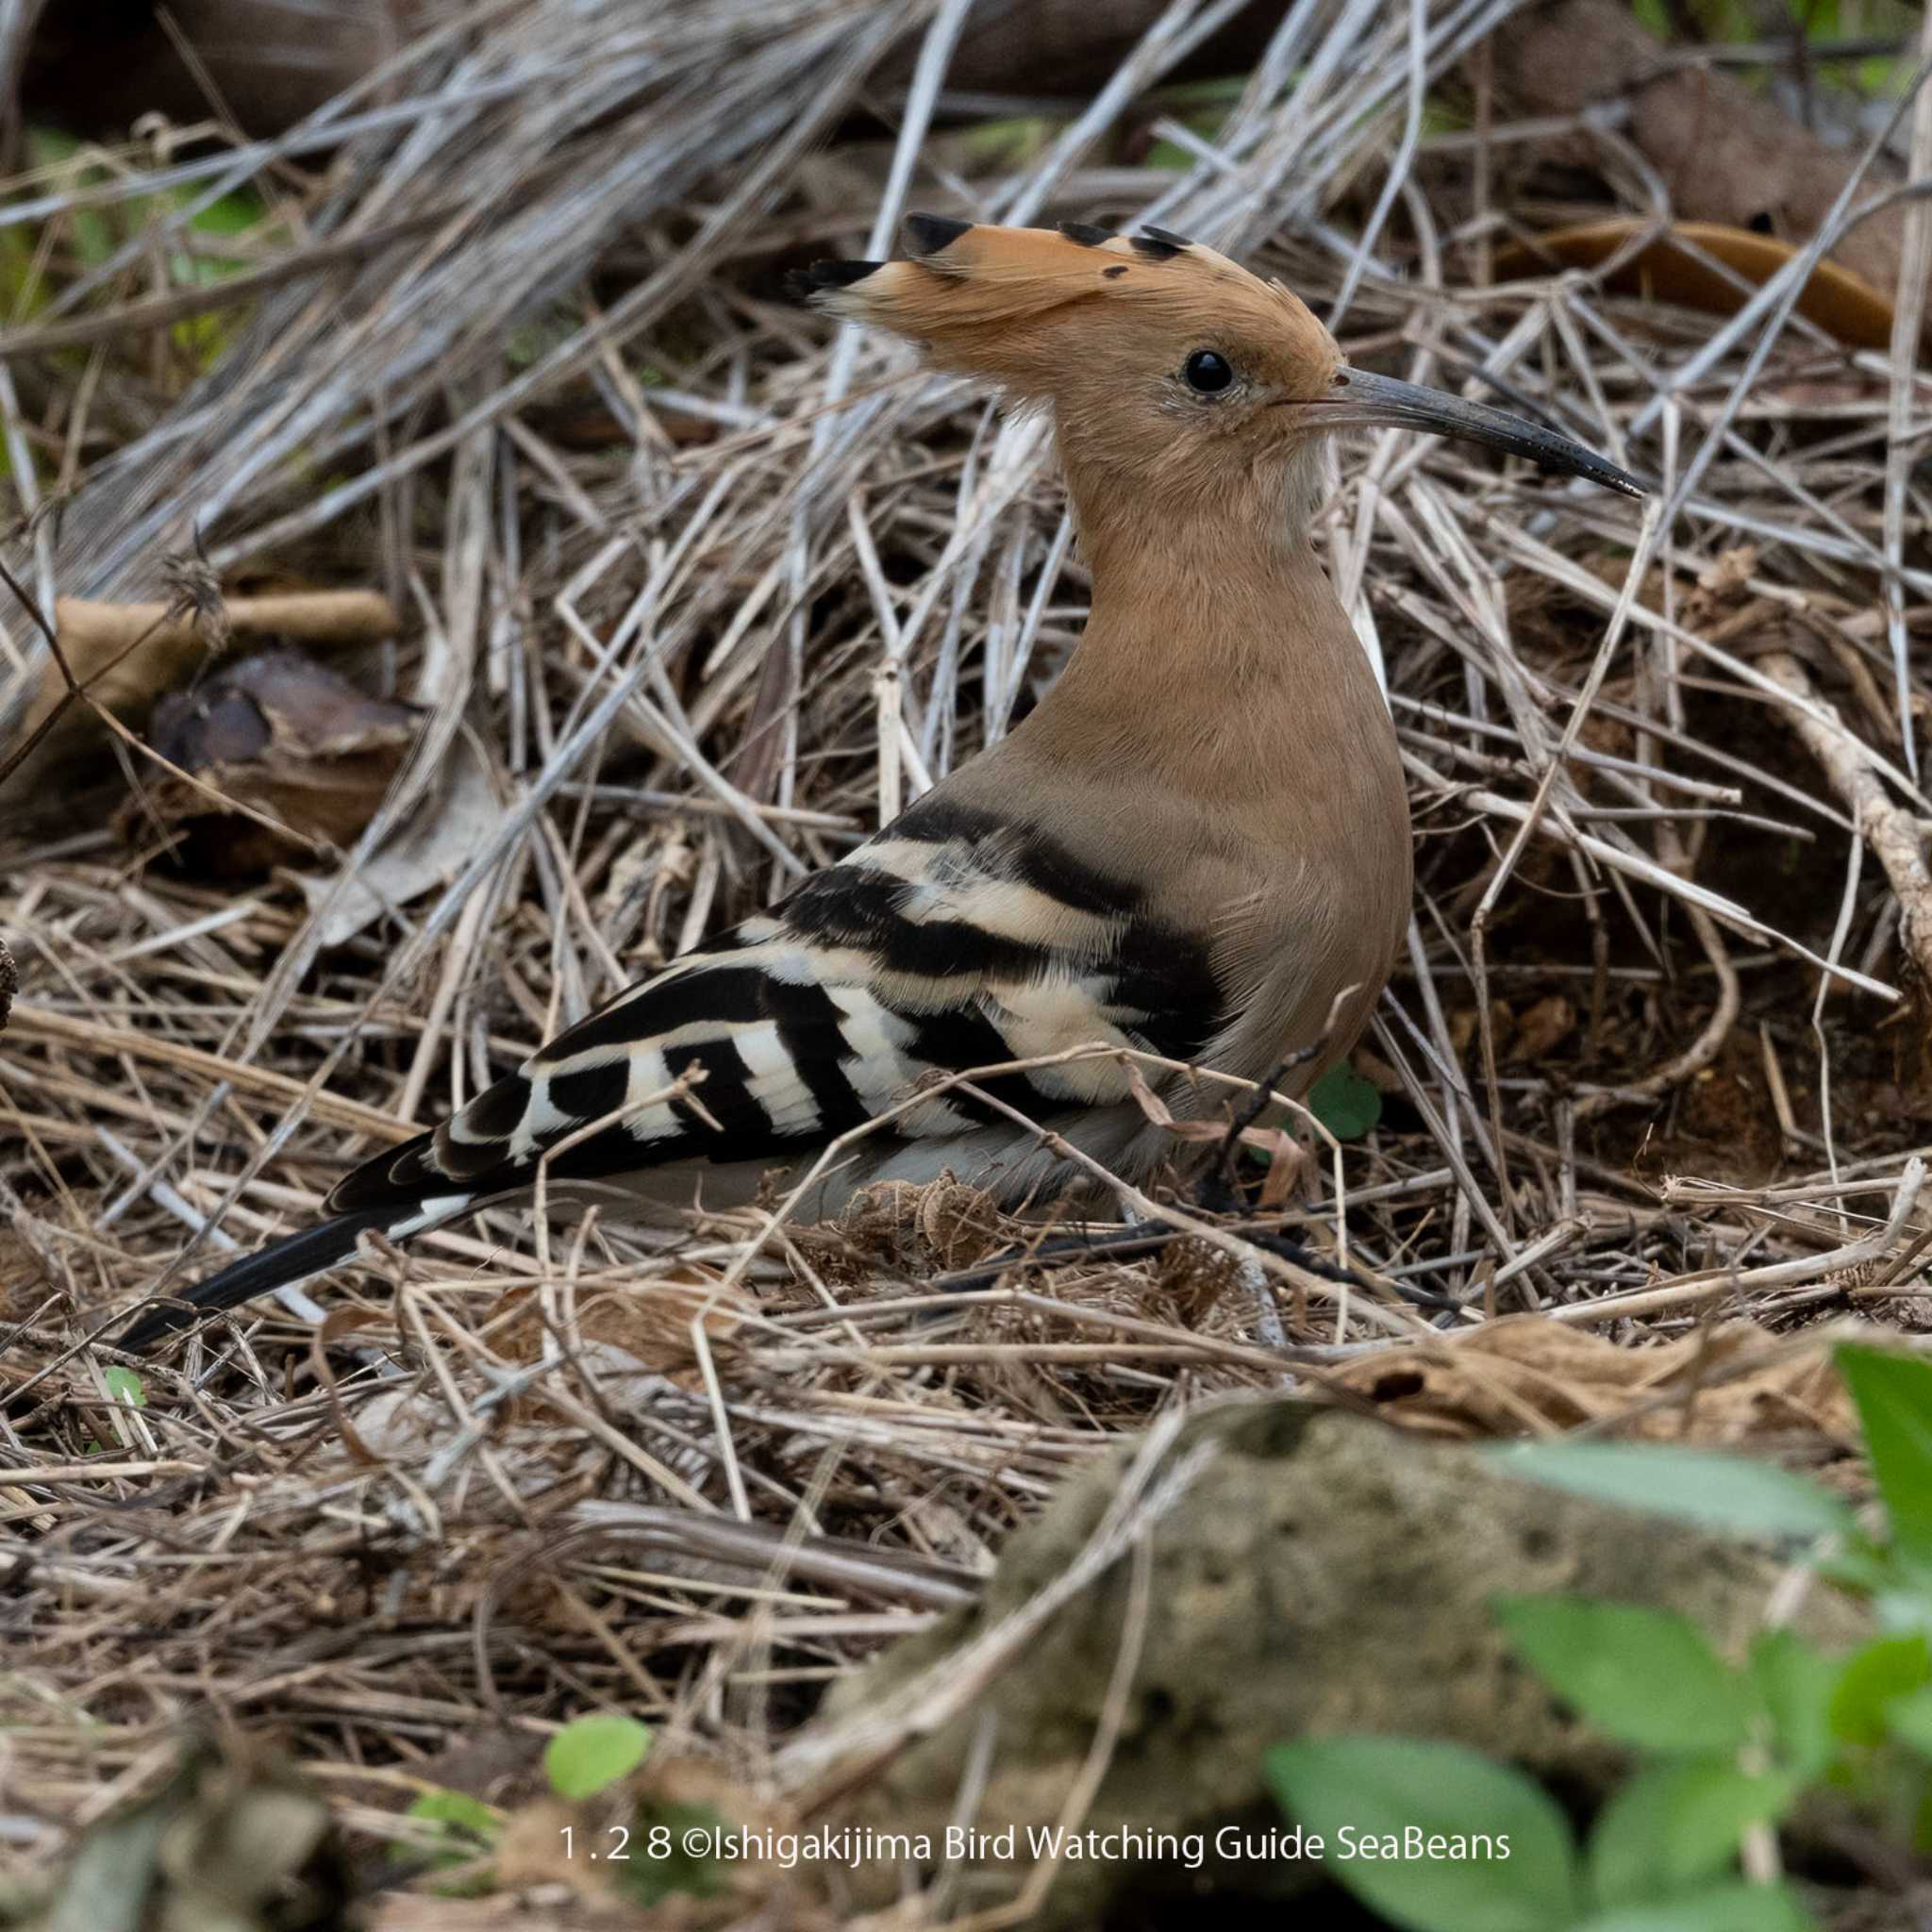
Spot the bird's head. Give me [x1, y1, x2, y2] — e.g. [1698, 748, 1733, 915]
[794, 215, 1639, 520]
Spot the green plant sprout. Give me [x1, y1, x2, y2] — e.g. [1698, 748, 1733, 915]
[1267, 1344, 1932, 1931]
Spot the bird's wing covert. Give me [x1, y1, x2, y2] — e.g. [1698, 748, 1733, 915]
[328, 796, 1224, 1215]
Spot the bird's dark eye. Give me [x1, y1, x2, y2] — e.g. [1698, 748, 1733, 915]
[1182, 349, 1234, 394]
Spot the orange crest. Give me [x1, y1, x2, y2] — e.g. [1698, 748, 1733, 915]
[793, 215, 1342, 407]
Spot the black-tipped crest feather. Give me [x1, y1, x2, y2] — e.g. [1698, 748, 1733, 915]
[903, 211, 971, 256]
[799, 257, 884, 290]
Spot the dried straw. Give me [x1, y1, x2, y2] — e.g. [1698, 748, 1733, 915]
[1, 0, 1927, 1907]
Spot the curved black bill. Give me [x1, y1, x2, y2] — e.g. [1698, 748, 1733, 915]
[1318, 367, 1642, 497]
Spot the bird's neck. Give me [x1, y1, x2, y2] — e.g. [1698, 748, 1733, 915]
[1020, 467, 1394, 809]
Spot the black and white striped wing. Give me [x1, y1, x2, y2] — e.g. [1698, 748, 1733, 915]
[329, 798, 1224, 1220]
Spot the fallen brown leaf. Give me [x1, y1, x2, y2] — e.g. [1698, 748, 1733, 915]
[1331, 1313, 1856, 1447]
[132, 647, 418, 874]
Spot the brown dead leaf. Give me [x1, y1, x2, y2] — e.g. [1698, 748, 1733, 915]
[130, 647, 418, 874]
[1696, 544, 1760, 602]
[1504, 995, 1576, 1067]
[1448, 1002, 1516, 1063]
[1492, 221, 1896, 351]
[0, 589, 397, 812]
[1331, 1313, 1855, 1447]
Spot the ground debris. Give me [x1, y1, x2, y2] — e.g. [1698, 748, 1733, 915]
[0, 1739, 350, 1932]
[136, 648, 419, 874]
[1328, 1311, 1857, 1447]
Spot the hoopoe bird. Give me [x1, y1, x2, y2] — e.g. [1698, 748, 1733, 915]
[120, 216, 1638, 1350]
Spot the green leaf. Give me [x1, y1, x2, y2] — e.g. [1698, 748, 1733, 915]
[1150, 75, 1247, 110]
[1873, 1549, 1932, 1632]
[1829, 1635, 1931, 1746]
[1886, 1684, 1932, 1759]
[614, 1800, 730, 1908]
[102, 1366, 146, 1407]
[1749, 1629, 1840, 1780]
[1576, 1880, 1820, 1932]
[543, 1714, 652, 1801]
[1264, 1736, 1579, 1932]
[1815, 1534, 1899, 1598]
[394, 1787, 501, 1890]
[1836, 1346, 1932, 1567]
[1487, 1442, 1853, 1544]
[406, 1789, 498, 1840]
[958, 115, 1061, 169]
[1307, 1060, 1382, 1141]
[183, 187, 267, 241]
[1857, 53, 1903, 93]
[1587, 1762, 1797, 1910]
[1496, 1596, 1753, 1754]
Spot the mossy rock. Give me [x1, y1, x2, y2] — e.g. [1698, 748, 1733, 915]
[812, 1401, 1868, 1925]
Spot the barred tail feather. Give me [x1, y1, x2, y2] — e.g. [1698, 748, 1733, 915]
[118, 1201, 462, 1352]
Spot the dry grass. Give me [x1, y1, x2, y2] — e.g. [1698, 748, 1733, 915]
[1, 0, 1930, 1917]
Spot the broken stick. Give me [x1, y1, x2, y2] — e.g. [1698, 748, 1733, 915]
[1761, 650, 1932, 993]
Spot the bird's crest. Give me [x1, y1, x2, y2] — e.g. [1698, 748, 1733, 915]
[791, 214, 1338, 401]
